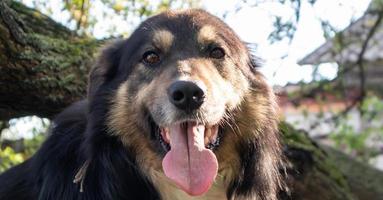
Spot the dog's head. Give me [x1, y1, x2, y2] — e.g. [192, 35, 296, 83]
[88, 9, 281, 199]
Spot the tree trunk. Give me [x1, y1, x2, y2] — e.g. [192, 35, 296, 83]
[0, 1, 382, 199]
[280, 123, 383, 200]
[0, 0, 100, 120]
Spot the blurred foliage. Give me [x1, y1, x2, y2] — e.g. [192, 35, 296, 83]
[0, 135, 46, 172]
[330, 95, 383, 163]
[21, 0, 200, 36]
[0, 117, 48, 173]
[0, 147, 24, 172]
[23, 133, 46, 158]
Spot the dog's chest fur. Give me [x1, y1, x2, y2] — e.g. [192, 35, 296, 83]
[150, 171, 227, 200]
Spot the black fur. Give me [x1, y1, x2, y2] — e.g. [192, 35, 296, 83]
[0, 101, 160, 199]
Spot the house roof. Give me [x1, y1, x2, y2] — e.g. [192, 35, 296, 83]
[298, 10, 383, 65]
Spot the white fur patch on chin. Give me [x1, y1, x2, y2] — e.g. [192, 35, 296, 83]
[149, 170, 227, 200]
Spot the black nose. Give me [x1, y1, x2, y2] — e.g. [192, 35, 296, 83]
[167, 81, 205, 111]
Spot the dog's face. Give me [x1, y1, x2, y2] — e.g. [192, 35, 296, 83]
[89, 9, 280, 199]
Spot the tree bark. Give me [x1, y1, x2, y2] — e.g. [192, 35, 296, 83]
[280, 123, 383, 200]
[322, 145, 383, 200]
[0, 1, 382, 199]
[0, 0, 100, 120]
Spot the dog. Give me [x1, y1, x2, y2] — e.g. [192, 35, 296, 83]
[0, 9, 283, 200]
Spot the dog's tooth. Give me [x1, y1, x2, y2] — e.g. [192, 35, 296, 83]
[164, 130, 170, 143]
[160, 127, 170, 144]
[160, 127, 166, 133]
[164, 127, 169, 133]
[204, 127, 211, 145]
[210, 126, 218, 142]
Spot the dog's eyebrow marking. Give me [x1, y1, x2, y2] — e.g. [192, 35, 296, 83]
[197, 25, 217, 43]
[153, 29, 174, 52]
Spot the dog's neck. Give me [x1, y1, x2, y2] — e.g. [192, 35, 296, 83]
[149, 170, 227, 200]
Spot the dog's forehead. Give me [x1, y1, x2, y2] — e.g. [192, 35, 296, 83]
[149, 25, 218, 50]
[132, 9, 247, 59]
[142, 9, 229, 44]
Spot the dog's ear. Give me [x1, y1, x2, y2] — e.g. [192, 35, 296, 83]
[87, 39, 125, 99]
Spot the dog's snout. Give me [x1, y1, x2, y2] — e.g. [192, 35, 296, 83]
[168, 81, 205, 111]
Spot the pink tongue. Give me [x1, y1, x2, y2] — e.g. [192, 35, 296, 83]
[162, 122, 218, 196]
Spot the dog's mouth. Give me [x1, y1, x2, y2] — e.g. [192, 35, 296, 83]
[158, 123, 221, 152]
[150, 119, 222, 196]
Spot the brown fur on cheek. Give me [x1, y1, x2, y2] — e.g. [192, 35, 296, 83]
[205, 62, 249, 112]
[211, 73, 280, 194]
[215, 129, 242, 184]
[229, 74, 282, 200]
[218, 57, 250, 108]
[107, 81, 163, 174]
[135, 67, 176, 126]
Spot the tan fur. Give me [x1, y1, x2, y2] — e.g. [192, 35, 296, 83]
[107, 82, 162, 172]
[150, 170, 227, 200]
[153, 29, 174, 52]
[197, 25, 217, 44]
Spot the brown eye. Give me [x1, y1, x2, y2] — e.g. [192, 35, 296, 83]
[209, 47, 225, 59]
[142, 51, 160, 65]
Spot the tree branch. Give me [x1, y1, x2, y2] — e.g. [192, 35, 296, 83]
[355, 10, 383, 111]
[0, 1, 101, 120]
